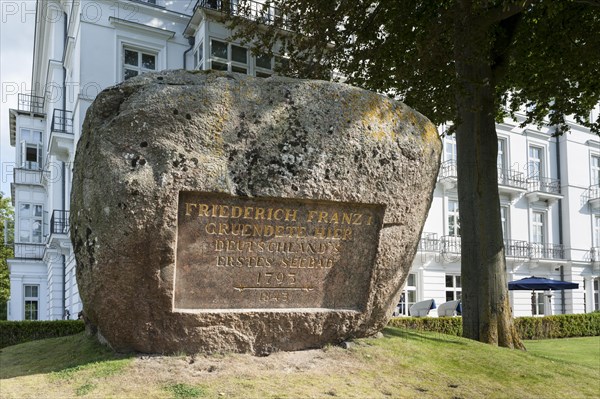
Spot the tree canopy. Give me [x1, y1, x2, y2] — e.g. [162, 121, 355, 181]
[230, 0, 600, 132]
[228, 0, 600, 349]
[0, 193, 13, 320]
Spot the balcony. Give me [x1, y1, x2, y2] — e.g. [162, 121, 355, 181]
[529, 243, 565, 260]
[438, 160, 458, 190]
[583, 184, 600, 209]
[50, 210, 70, 235]
[525, 177, 562, 204]
[497, 168, 527, 199]
[12, 243, 45, 260]
[504, 239, 529, 259]
[591, 247, 600, 262]
[46, 210, 71, 256]
[419, 233, 440, 252]
[13, 168, 46, 186]
[199, 0, 288, 26]
[48, 109, 74, 161]
[17, 93, 45, 114]
[441, 235, 461, 253]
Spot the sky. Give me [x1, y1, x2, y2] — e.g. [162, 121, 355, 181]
[1, 0, 36, 197]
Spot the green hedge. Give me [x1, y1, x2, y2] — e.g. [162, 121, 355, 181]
[515, 313, 600, 340]
[0, 320, 85, 348]
[388, 313, 600, 340]
[388, 316, 463, 336]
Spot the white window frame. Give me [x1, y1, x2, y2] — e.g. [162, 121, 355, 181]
[24, 284, 39, 320]
[397, 273, 417, 316]
[122, 46, 158, 81]
[445, 135, 457, 162]
[501, 205, 509, 241]
[531, 211, 545, 244]
[591, 154, 600, 187]
[593, 214, 600, 248]
[594, 278, 599, 312]
[445, 274, 462, 303]
[528, 145, 545, 181]
[19, 128, 43, 170]
[497, 137, 507, 171]
[531, 292, 545, 316]
[255, 53, 274, 78]
[447, 199, 460, 237]
[18, 202, 44, 244]
[194, 40, 204, 70]
[209, 39, 249, 75]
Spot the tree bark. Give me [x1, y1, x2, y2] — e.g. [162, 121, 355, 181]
[453, 4, 525, 349]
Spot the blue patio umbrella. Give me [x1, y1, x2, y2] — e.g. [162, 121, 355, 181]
[508, 276, 579, 291]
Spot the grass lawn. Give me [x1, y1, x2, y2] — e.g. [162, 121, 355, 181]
[0, 328, 598, 398]
[524, 336, 600, 369]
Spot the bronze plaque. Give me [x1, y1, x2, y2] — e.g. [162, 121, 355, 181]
[174, 192, 385, 311]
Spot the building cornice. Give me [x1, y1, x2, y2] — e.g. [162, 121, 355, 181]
[109, 16, 176, 39]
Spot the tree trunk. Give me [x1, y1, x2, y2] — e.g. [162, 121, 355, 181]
[453, 6, 524, 349]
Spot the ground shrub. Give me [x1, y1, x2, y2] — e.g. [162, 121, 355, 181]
[388, 313, 600, 340]
[515, 313, 600, 339]
[0, 320, 85, 348]
[387, 316, 462, 336]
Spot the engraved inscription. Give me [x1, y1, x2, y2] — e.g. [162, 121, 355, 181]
[174, 192, 385, 310]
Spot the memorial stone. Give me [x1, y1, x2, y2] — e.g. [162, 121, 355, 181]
[71, 70, 441, 354]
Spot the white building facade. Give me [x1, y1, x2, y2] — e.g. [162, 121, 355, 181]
[5, 0, 600, 320]
[402, 112, 600, 317]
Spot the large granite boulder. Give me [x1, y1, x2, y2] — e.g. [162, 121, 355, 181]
[71, 70, 441, 354]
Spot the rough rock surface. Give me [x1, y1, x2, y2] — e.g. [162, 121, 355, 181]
[71, 70, 441, 354]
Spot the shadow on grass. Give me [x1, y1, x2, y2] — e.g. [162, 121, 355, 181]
[0, 332, 133, 379]
[383, 326, 467, 346]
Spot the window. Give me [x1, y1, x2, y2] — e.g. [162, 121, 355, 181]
[528, 146, 544, 180]
[445, 135, 457, 162]
[594, 278, 599, 312]
[501, 206, 509, 241]
[532, 292, 545, 316]
[397, 273, 417, 316]
[445, 275, 462, 304]
[531, 211, 545, 244]
[210, 40, 249, 74]
[255, 53, 273, 78]
[123, 48, 156, 80]
[497, 138, 507, 184]
[194, 42, 204, 70]
[24, 285, 39, 320]
[594, 214, 600, 248]
[18, 203, 43, 243]
[447, 200, 460, 237]
[592, 155, 600, 187]
[497, 138, 507, 171]
[20, 129, 42, 170]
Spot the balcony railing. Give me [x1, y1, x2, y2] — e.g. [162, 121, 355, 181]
[199, 0, 287, 26]
[584, 184, 600, 203]
[50, 109, 74, 134]
[527, 176, 561, 195]
[504, 239, 529, 259]
[439, 160, 458, 180]
[18, 93, 45, 114]
[13, 168, 46, 186]
[591, 247, 600, 262]
[50, 210, 70, 235]
[12, 243, 45, 260]
[497, 168, 527, 190]
[441, 235, 461, 254]
[529, 243, 565, 260]
[419, 233, 440, 252]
